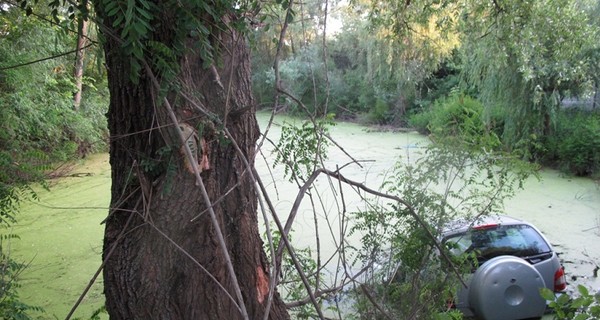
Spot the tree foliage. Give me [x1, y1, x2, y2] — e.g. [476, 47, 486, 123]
[459, 0, 596, 151]
[0, 1, 107, 318]
[351, 136, 534, 318]
[1, 1, 108, 161]
[542, 284, 600, 320]
[0, 235, 44, 320]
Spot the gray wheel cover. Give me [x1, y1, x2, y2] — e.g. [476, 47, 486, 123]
[468, 255, 546, 320]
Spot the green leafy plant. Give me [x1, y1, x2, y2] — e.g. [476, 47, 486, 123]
[0, 236, 43, 319]
[1, 3, 109, 161]
[409, 93, 501, 146]
[366, 98, 392, 125]
[351, 135, 534, 319]
[541, 285, 600, 320]
[273, 116, 334, 182]
[263, 227, 330, 319]
[543, 110, 600, 177]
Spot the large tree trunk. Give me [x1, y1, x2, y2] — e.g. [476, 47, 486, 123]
[94, 3, 289, 319]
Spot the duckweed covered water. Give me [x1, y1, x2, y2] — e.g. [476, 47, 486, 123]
[9, 111, 600, 318]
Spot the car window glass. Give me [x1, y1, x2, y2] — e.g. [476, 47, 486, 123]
[444, 224, 551, 258]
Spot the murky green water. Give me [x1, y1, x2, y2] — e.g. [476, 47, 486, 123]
[8, 111, 599, 318]
[256, 111, 600, 300]
[504, 170, 600, 294]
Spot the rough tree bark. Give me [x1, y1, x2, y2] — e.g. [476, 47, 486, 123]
[93, 2, 289, 319]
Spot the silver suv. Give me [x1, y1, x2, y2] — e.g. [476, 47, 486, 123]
[442, 215, 567, 320]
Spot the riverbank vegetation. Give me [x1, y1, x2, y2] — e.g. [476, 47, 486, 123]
[251, 0, 600, 178]
[1, 0, 599, 318]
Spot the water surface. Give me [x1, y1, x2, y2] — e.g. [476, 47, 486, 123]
[10, 111, 599, 318]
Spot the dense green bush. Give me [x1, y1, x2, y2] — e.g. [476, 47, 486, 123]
[409, 93, 501, 149]
[411, 92, 600, 177]
[543, 110, 600, 177]
[413, 54, 463, 111]
[0, 7, 107, 319]
[0, 5, 108, 163]
[364, 98, 392, 124]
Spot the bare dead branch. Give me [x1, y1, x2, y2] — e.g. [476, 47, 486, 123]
[0, 43, 95, 71]
[285, 264, 371, 309]
[275, 167, 468, 289]
[359, 284, 395, 320]
[252, 167, 326, 320]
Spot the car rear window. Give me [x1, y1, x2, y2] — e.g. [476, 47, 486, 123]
[444, 224, 552, 263]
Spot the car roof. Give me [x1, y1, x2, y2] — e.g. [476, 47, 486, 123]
[441, 214, 530, 236]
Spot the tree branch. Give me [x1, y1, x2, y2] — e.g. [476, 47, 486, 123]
[285, 264, 371, 308]
[275, 167, 469, 289]
[0, 43, 94, 71]
[360, 284, 395, 320]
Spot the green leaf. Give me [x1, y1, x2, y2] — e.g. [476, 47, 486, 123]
[107, 5, 121, 17]
[573, 314, 589, 320]
[103, 0, 118, 13]
[136, 7, 152, 20]
[572, 297, 589, 309]
[540, 287, 555, 301]
[112, 14, 124, 27]
[132, 22, 147, 37]
[131, 44, 144, 61]
[125, 0, 135, 25]
[578, 284, 590, 297]
[129, 57, 141, 84]
[557, 293, 571, 304]
[138, 0, 150, 9]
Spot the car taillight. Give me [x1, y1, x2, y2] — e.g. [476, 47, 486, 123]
[554, 266, 567, 292]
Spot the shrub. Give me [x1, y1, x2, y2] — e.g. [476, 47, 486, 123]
[543, 110, 600, 177]
[351, 137, 534, 319]
[409, 93, 501, 149]
[365, 98, 392, 125]
[408, 107, 434, 134]
[0, 235, 43, 319]
[541, 285, 600, 319]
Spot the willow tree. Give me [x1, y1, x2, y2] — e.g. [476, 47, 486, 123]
[458, 0, 595, 152]
[88, 0, 289, 318]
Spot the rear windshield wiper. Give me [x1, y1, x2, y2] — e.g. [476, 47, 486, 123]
[521, 252, 553, 264]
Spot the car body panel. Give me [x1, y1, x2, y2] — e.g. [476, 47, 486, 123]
[442, 215, 565, 320]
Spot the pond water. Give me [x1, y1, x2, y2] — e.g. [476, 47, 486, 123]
[11, 110, 600, 318]
[255, 111, 600, 298]
[504, 170, 600, 293]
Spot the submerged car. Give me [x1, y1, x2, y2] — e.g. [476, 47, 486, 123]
[442, 215, 567, 320]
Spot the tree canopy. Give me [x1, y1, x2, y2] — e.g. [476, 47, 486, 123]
[1, 0, 599, 318]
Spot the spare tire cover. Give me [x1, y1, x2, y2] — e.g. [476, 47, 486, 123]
[468, 255, 546, 320]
